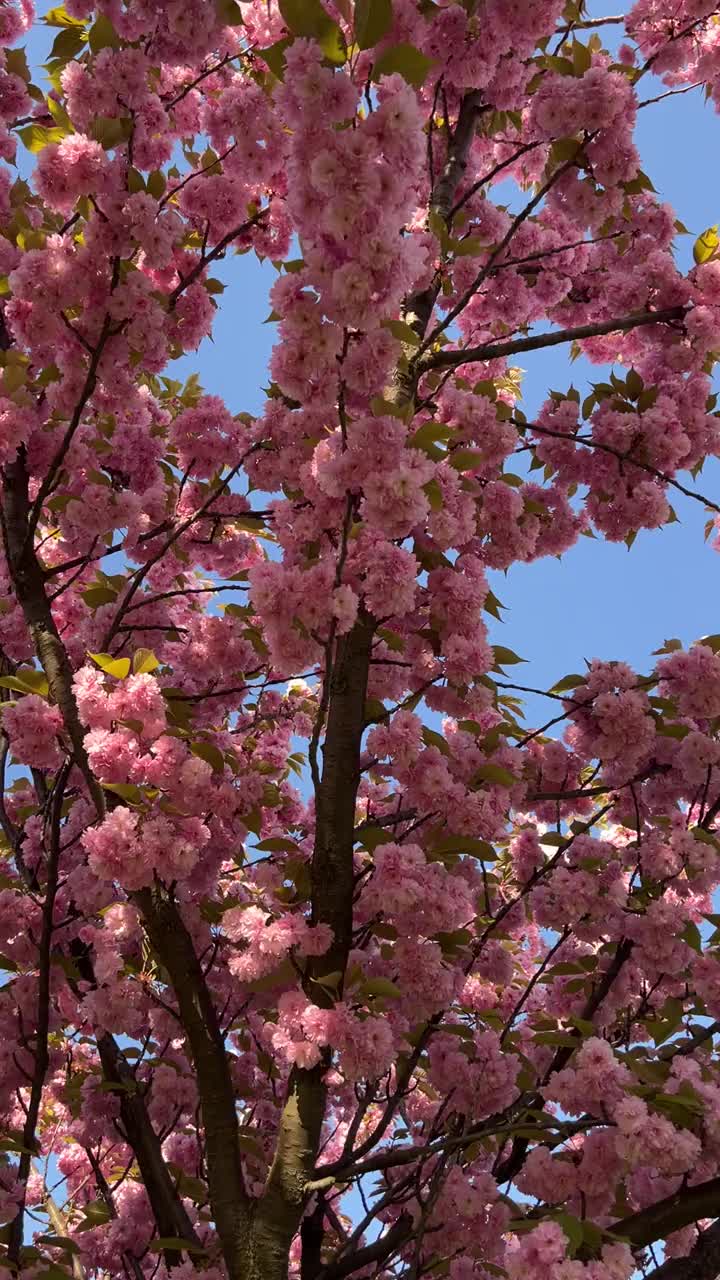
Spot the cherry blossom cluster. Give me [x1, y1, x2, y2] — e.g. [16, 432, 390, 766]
[0, 2, 719, 1280]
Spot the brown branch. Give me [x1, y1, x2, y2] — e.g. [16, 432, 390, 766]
[638, 81, 702, 108]
[393, 90, 486, 401]
[494, 938, 633, 1185]
[320, 1213, 414, 1280]
[68, 944, 203, 1254]
[29, 260, 121, 536]
[556, 15, 625, 30]
[645, 1221, 720, 1280]
[518, 418, 720, 514]
[1, 452, 106, 818]
[7, 762, 68, 1264]
[100, 444, 261, 649]
[613, 1177, 720, 1249]
[252, 615, 376, 1279]
[420, 306, 689, 373]
[167, 211, 268, 310]
[450, 140, 543, 219]
[135, 884, 250, 1278]
[419, 142, 588, 357]
[159, 142, 237, 209]
[2, 457, 203, 1257]
[659, 1020, 720, 1060]
[500, 927, 571, 1045]
[164, 53, 236, 110]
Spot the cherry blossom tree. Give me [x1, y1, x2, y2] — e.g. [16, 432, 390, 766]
[4, 1, 720, 1278]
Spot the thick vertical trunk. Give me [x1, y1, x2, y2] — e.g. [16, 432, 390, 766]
[249, 616, 375, 1279]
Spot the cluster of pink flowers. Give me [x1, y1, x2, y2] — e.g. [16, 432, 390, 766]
[0, 1, 720, 1278]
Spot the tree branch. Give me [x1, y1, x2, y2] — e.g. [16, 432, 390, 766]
[613, 1177, 720, 1249]
[518, 417, 720, 514]
[252, 615, 376, 1280]
[135, 885, 250, 1278]
[645, 1222, 720, 1280]
[420, 306, 688, 373]
[7, 764, 68, 1265]
[167, 211, 268, 310]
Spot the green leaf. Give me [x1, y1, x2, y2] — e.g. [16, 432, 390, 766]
[37, 1237, 80, 1257]
[18, 124, 67, 153]
[132, 648, 159, 675]
[474, 763, 517, 788]
[278, 0, 346, 62]
[548, 137, 581, 173]
[364, 696, 386, 723]
[431, 835, 496, 859]
[571, 40, 592, 75]
[82, 585, 117, 608]
[147, 169, 166, 199]
[409, 421, 451, 455]
[48, 24, 86, 61]
[255, 836, 302, 852]
[681, 921, 703, 954]
[312, 970, 343, 990]
[100, 782, 146, 806]
[359, 825, 395, 852]
[44, 6, 86, 26]
[259, 37, 293, 79]
[89, 652, 131, 679]
[279, 0, 332, 34]
[492, 645, 526, 668]
[694, 225, 719, 265]
[216, 0, 245, 23]
[551, 673, 586, 693]
[190, 741, 226, 774]
[88, 14, 120, 52]
[361, 977, 402, 999]
[147, 1239, 207, 1256]
[355, 0, 392, 48]
[372, 42, 435, 88]
[384, 318, 420, 346]
[5, 48, 31, 82]
[127, 166, 145, 194]
[423, 477, 443, 511]
[422, 726, 450, 755]
[449, 448, 484, 471]
[75, 1200, 112, 1233]
[555, 1211, 585, 1255]
[533, 1030, 579, 1047]
[91, 115, 133, 150]
[377, 627, 404, 652]
[0, 667, 49, 697]
[544, 54, 575, 75]
[452, 236, 486, 257]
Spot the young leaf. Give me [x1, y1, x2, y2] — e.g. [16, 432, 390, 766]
[355, 0, 392, 49]
[361, 977, 402, 999]
[132, 648, 160, 675]
[372, 42, 435, 87]
[89, 652, 131, 679]
[694, 225, 719, 265]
